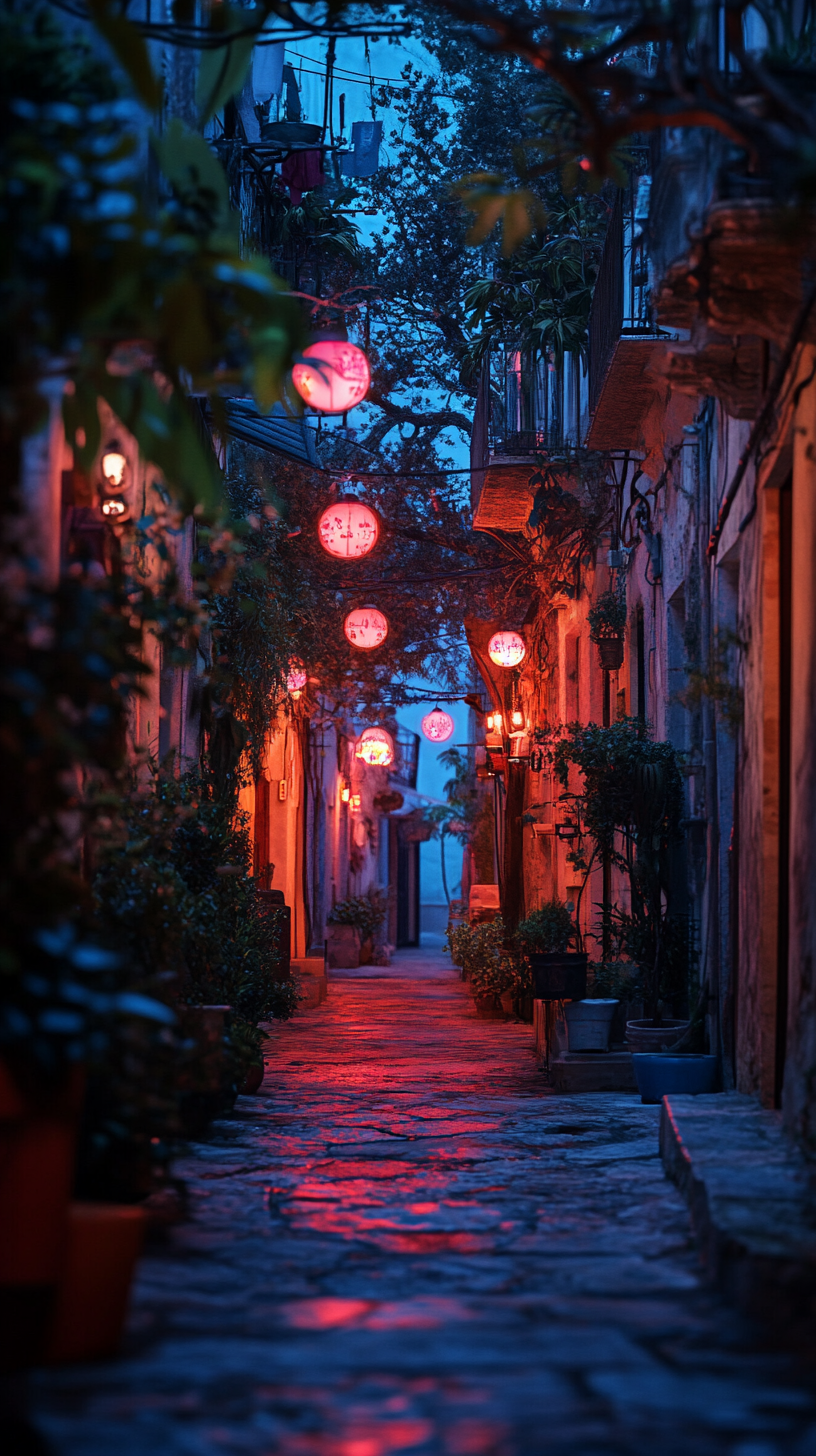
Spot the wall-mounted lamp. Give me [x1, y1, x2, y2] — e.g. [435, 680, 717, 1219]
[101, 443, 127, 489]
[101, 497, 128, 519]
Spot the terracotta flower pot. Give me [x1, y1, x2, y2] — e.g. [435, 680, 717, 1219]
[473, 994, 505, 1020]
[625, 1018, 690, 1053]
[499, 991, 516, 1019]
[597, 637, 624, 671]
[43, 1202, 145, 1364]
[0, 1060, 85, 1372]
[240, 1063, 264, 1095]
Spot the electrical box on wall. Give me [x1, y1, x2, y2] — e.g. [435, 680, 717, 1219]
[278, 780, 287, 801]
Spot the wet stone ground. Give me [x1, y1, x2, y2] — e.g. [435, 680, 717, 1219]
[36, 951, 816, 1455]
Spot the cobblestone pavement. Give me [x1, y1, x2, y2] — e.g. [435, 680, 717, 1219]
[36, 952, 816, 1456]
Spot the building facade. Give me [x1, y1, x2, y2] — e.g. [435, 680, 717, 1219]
[469, 134, 816, 1146]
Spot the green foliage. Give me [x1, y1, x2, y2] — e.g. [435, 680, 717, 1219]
[328, 892, 388, 942]
[552, 718, 684, 863]
[94, 766, 295, 1023]
[515, 900, 577, 955]
[588, 960, 642, 1002]
[461, 195, 606, 377]
[588, 588, 627, 643]
[75, 764, 295, 1197]
[552, 719, 688, 1020]
[1, 5, 304, 522]
[678, 627, 743, 734]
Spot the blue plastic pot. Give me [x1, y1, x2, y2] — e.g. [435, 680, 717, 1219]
[632, 1054, 718, 1105]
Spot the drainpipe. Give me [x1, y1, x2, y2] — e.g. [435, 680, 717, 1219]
[698, 415, 721, 1069]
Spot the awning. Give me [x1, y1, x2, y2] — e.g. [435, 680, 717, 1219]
[223, 399, 322, 468]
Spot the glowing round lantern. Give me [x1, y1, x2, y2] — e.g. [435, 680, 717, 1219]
[292, 340, 370, 414]
[318, 499, 379, 559]
[344, 606, 388, 650]
[421, 706, 454, 743]
[488, 630, 526, 668]
[355, 727, 394, 768]
[286, 659, 307, 695]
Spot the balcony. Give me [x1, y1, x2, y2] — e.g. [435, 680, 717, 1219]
[586, 171, 673, 452]
[390, 727, 419, 791]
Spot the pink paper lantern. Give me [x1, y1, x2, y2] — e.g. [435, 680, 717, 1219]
[286, 659, 307, 694]
[355, 727, 394, 768]
[488, 630, 526, 668]
[421, 706, 454, 743]
[318, 499, 379, 559]
[344, 606, 389, 650]
[292, 340, 371, 414]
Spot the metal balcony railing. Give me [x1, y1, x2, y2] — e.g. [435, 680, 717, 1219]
[391, 727, 419, 790]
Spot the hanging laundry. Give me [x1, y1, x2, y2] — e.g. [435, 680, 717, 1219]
[252, 41, 284, 105]
[282, 63, 302, 122]
[340, 120, 383, 179]
[281, 149, 325, 205]
[235, 73, 261, 143]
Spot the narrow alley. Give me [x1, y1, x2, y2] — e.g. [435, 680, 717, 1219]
[37, 955, 816, 1456]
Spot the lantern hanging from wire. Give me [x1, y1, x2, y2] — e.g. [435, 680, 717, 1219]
[488, 630, 526, 668]
[286, 659, 307, 697]
[318, 499, 379, 559]
[292, 340, 371, 414]
[421, 706, 454, 743]
[344, 606, 388, 650]
[101, 442, 127, 489]
[355, 726, 394, 768]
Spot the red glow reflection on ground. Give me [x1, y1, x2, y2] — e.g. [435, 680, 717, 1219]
[282, 1296, 476, 1331]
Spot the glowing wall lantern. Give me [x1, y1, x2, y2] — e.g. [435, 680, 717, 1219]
[318, 499, 379, 559]
[355, 727, 394, 768]
[99, 440, 130, 519]
[286, 659, 307, 697]
[488, 630, 526, 668]
[101, 497, 128, 519]
[292, 340, 370, 414]
[344, 606, 388, 650]
[421, 706, 454, 743]
[101, 443, 127, 488]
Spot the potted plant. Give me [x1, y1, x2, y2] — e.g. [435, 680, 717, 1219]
[452, 918, 513, 1018]
[515, 901, 587, 1001]
[588, 589, 627, 671]
[327, 892, 388, 967]
[553, 720, 711, 1093]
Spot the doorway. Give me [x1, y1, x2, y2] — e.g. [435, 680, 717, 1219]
[396, 839, 420, 948]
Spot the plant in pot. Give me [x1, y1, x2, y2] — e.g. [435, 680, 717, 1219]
[457, 918, 514, 1018]
[553, 719, 716, 1097]
[327, 892, 388, 967]
[588, 588, 627, 672]
[515, 901, 587, 1001]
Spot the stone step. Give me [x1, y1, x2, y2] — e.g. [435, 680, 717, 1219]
[660, 1091, 816, 1338]
[550, 1051, 638, 1093]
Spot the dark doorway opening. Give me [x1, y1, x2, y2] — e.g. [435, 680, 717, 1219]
[396, 840, 420, 948]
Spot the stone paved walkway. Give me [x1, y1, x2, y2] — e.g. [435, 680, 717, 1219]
[36, 951, 816, 1455]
